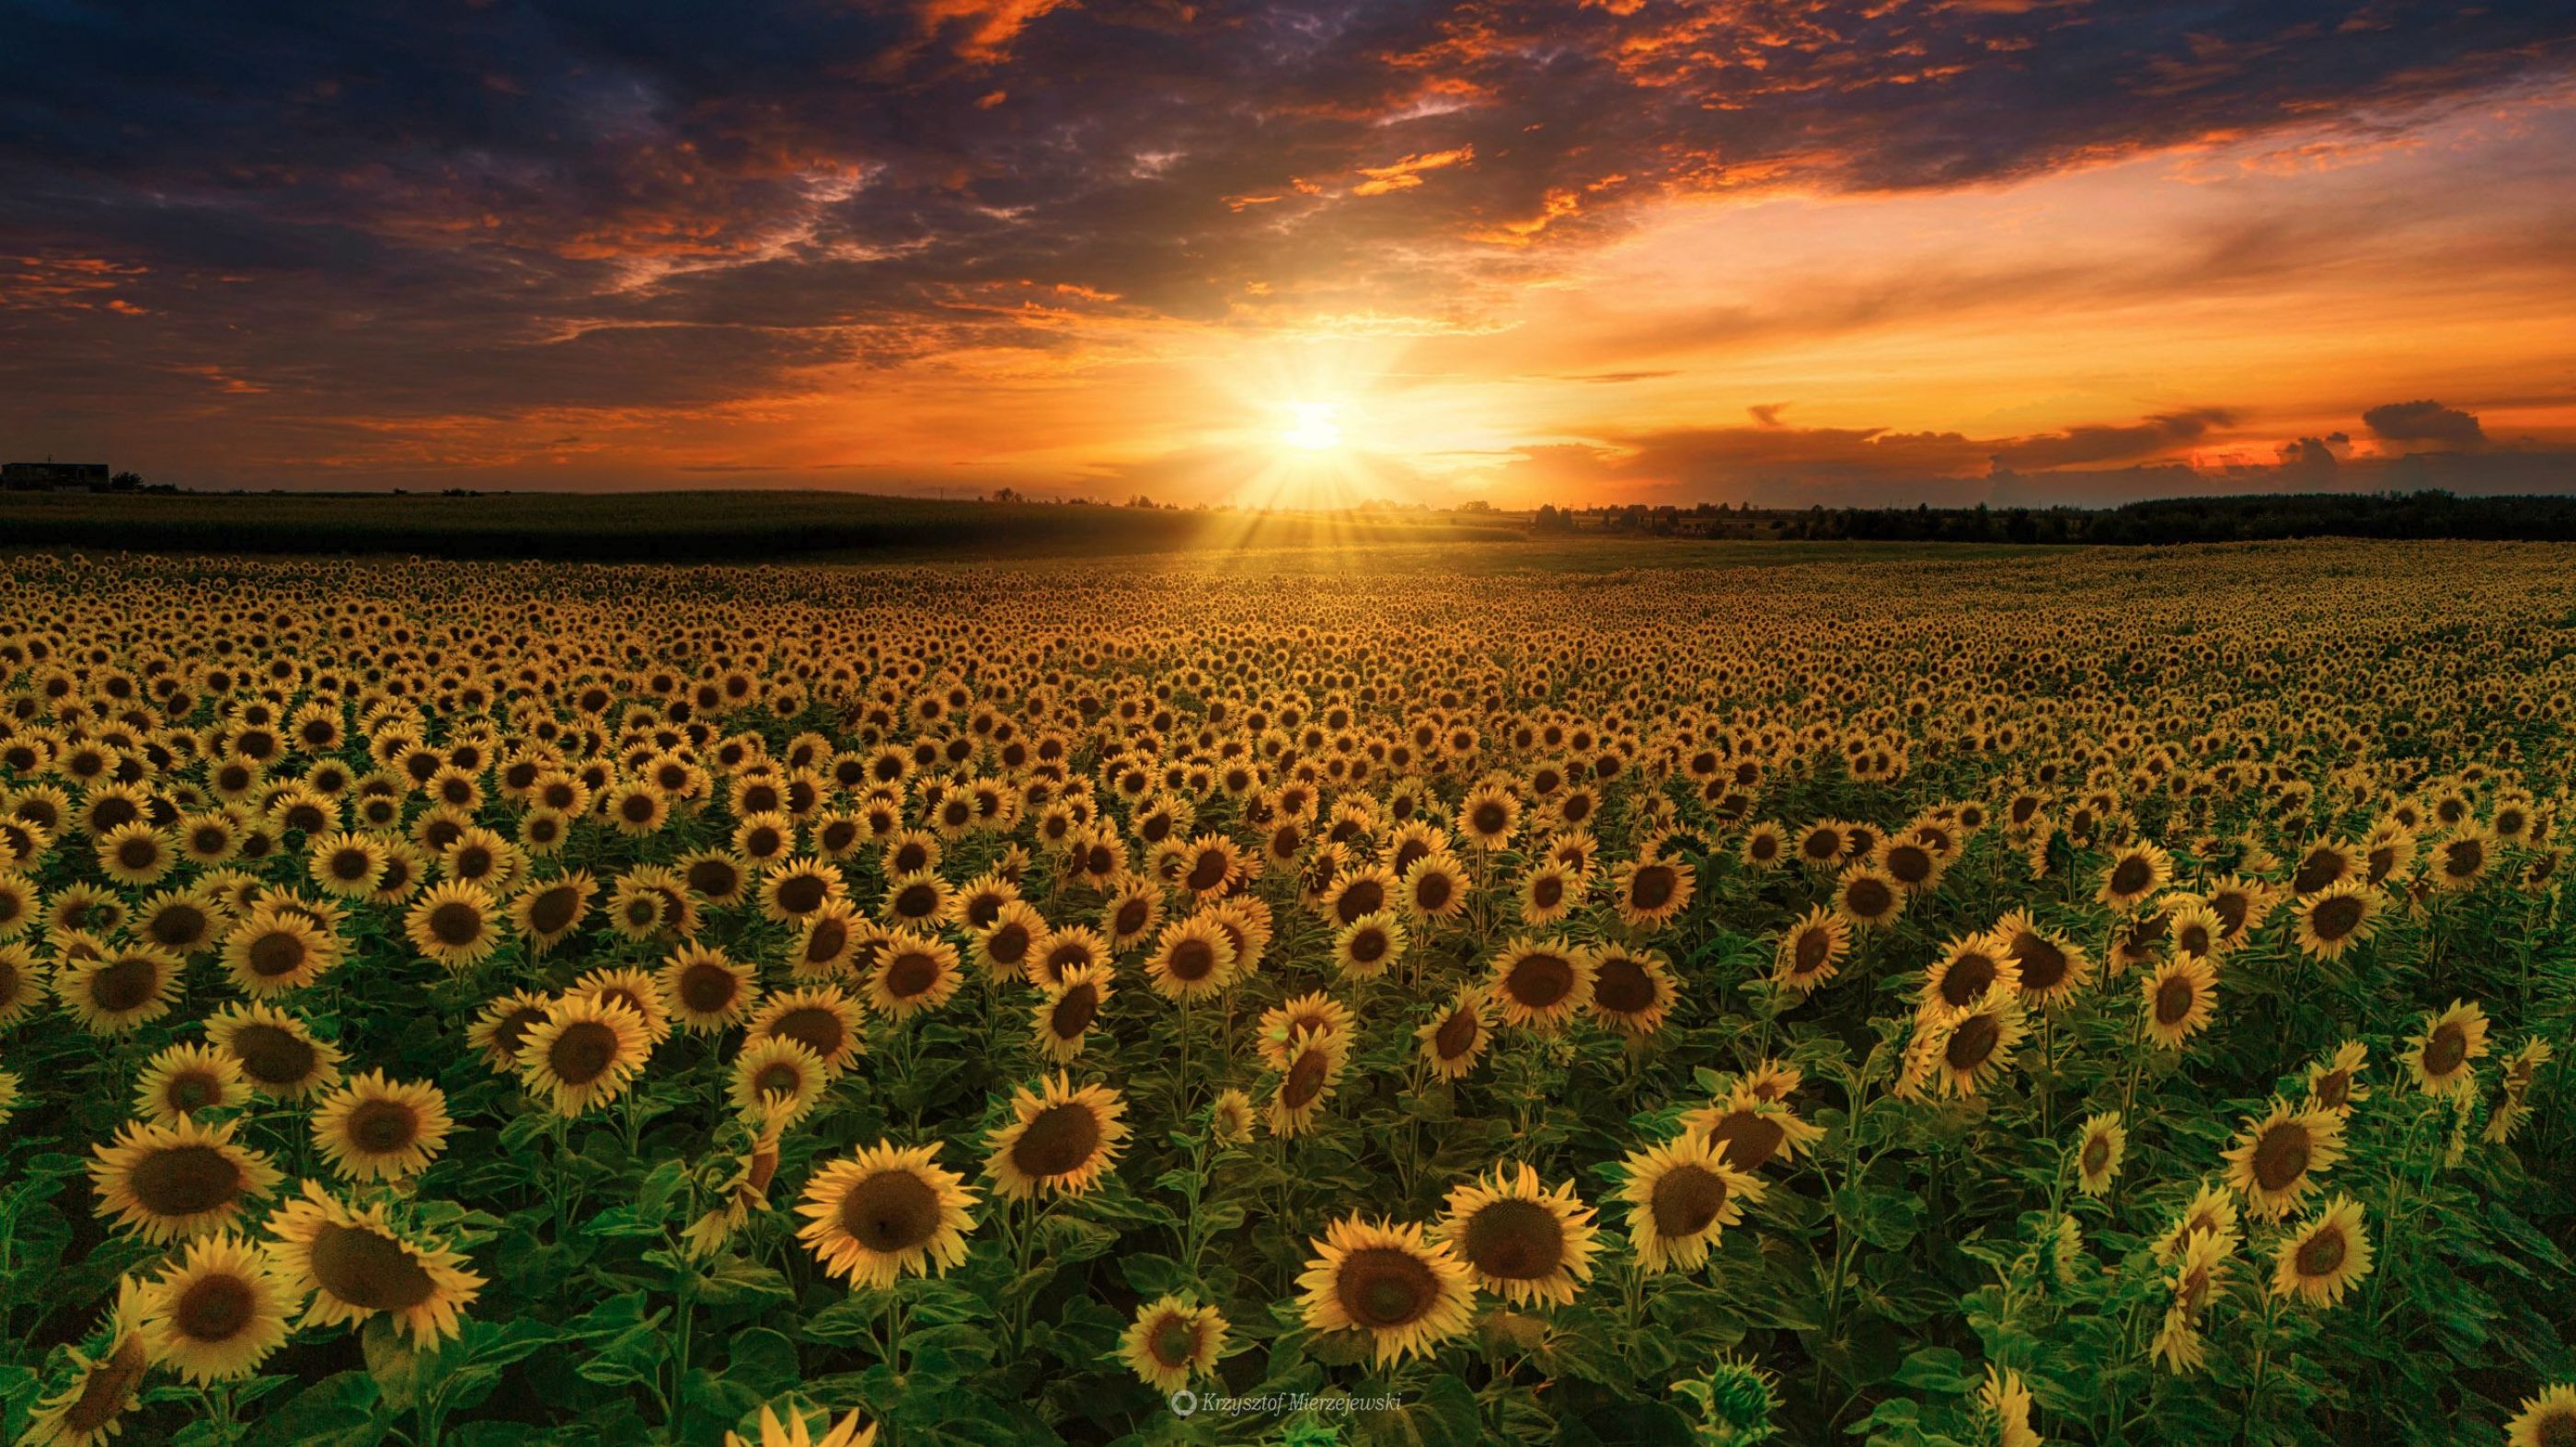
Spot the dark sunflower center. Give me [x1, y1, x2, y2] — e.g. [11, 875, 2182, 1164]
[1532, 876, 1563, 909]
[986, 922, 1029, 964]
[2110, 857, 2151, 895]
[118, 837, 159, 870]
[1338, 879, 1386, 922]
[2012, 934, 2065, 990]
[1434, 1008, 1479, 1060]
[1506, 953, 1574, 1009]
[893, 883, 937, 919]
[2315, 1070, 2351, 1108]
[1594, 958, 1655, 1014]
[772, 1006, 845, 1061]
[776, 875, 826, 914]
[173, 1272, 257, 1342]
[1792, 930, 1832, 974]
[149, 904, 209, 947]
[681, 963, 737, 1013]
[168, 1073, 221, 1111]
[2536, 1411, 2576, 1447]
[528, 888, 580, 936]
[309, 1221, 438, 1310]
[231, 1024, 316, 1085]
[1168, 938, 1217, 982]
[2155, 978, 2195, 1026]
[755, 1062, 804, 1097]
[2311, 895, 2363, 940]
[2252, 1125, 2311, 1191]
[1114, 900, 1149, 936]
[2082, 1137, 2110, 1173]
[1282, 1051, 1330, 1109]
[1628, 865, 1676, 909]
[1336, 1246, 1438, 1328]
[91, 956, 160, 1011]
[687, 859, 740, 898]
[2294, 1226, 2347, 1279]
[2444, 840, 2483, 877]
[1704, 1113, 1784, 1170]
[1649, 1163, 1728, 1239]
[130, 1143, 243, 1216]
[843, 1167, 942, 1253]
[1050, 986, 1098, 1038]
[64, 1337, 148, 1434]
[1350, 928, 1389, 965]
[1940, 953, 1997, 1007]
[1411, 874, 1451, 913]
[1463, 1198, 1566, 1279]
[1886, 847, 1931, 885]
[2293, 851, 2344, 895]
[1012, 1102, 1104, 1178]
[884, 951, 939, 998]
[428, 902, 481, 947]
[2423, 1024, 2467, 1076]
[1846, 878, 1892, 916]
[549, 1020, 621, 1085]
[1187, 853, 1228, 890]
[1944, 1014, 2001, 1072]
[1473, 803, 1508, 835]
[347, 1098, 420, 1154]
[1147, 1312, 1201, 1368]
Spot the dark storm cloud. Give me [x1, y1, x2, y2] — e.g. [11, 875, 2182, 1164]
[2363, 399, 2488, 447]
[1986, 408, 2235, 470]
[1, 0, 2570, 476]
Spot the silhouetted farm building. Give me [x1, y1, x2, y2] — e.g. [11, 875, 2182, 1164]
[3, 461, 110, 490]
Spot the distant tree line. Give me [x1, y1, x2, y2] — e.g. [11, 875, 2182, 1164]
[1534, 491, 2576, 545]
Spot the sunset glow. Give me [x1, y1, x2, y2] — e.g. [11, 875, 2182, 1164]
[2, 3, 2570, 506]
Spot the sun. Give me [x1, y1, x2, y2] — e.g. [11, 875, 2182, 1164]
[1280, 401, 1345, 454]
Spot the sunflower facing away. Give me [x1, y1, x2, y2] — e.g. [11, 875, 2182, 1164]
[796, 1141, 979, 1290]
[1294, 1216, 1478, 1366]
[20, 1278, 150, 1447]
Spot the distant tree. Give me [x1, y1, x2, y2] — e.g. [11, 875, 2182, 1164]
[1532, 504, 1576, 533]
[1127, 494, 1156, 509]
[1456, 499, 1494, 513]
[109, 470, 143, 491]
[988, 487, 1022, 504]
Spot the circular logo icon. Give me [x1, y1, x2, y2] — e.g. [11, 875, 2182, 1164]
[1168, 1389, 1199, 1418]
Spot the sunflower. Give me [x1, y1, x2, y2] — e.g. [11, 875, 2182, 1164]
[19, 1278, 150, 1447]
[2270, 1195, 2373, 1306]
[2151, 1182, 2244, 1267]
[1210, 1086, 1257, 1146]
[749, 986, 868, 1074]
[1926, 999, 2027, 1098]
[2405, 999, 2490, 1097]
[1294, 1216, 1478, 1365]
[730, 1036, 831, 1126]
[1396, 855, 1467, 924]
[510, 870, 595, 954]
[1419, 985, 1497, 1080]
[661, 944, 761, 1032]
[868, 933, 962, 1020]
[1030, 923, 1110, 990]
[58, 945, 179, 1034]
[878, 870, 952, 933]
[1455, 782, 1522, 851]
[132, 888, 228, 958]
[95, 821, 175, 888]
[1590, 948, 1676, 1036]
[722, 1404, 880, 1447]
[2152, 1231, 2229, 1375]
[1794, 819, 1850, 870]
[1918, 933, 2022, 1023]
[2097, 841, 2172, 911]
[2485, 1038, 2554, 1144]
[403, 879, 502, 971]
[1676, 1089, 1824, 1172]
[133, 1043, 247, 1124]
[985, 1074, 1129, 1200]
[1617, 1135, 1762, 1274]
[2074, 1111, 2125, 1198]
[89, 1114, 282, 1243]
[311, 1070, 452, 1182]
[1098, 879, 1162, 950]
[267, 1178, 485, 1347]
[574, 965, 674, 1046]
[1740, 821, 1789, 869]
[2304, 1040, 2371, 1114]
[1265, 1027, 1351, 1138]
[1488, 936, 1595, 1033]
[685, 1108, 788, 1258]
[1990, 910, 2089, 1008]
[1611, 855, 1695, 928]
[1772, 907, 1849, 995]
[1118, 1294, 1228, 1393]
[2141, 953, 2218, 1051]
[2431, 825, 2495, 891]
[2221, 1100, 2346, 1221]
[795, 1142, 979, 1289]
[0, 1070, 17, 1129]
[1143, 914, 1236, 1002]
[1832, 865, 1905, 929]
[1517, 861, 1581, 927]
[2505, 1385, 2576, 1447]
[972, 900, 1048, 983]
[207, 1001, 344, 1097]
[1176, 833, 1245, 898]
[516, 995, 651, 1117]
[464, 991, 553, 1075]
[137, 1232, 294, 1384]
[1434, 1163, 1601, 1306]
[759, 857, 845, 924]
[2165, 900, 2225, 961]
[1033, 963, 1112, 1063]
[0, 871, 34, 943]
[306, 830, 386, 899]
[2289, 879, 2379, 961]
[1332, 911, 1406, 980]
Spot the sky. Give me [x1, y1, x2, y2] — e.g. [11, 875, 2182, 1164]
[3, 0, 2573, 509]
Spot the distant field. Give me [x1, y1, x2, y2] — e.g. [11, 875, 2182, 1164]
[0, 489, 1530, 562]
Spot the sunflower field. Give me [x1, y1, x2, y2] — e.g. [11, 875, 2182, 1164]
[2, 540, 2573, 1447]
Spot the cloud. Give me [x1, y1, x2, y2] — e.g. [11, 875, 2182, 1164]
[1986, 409, 2235, 471]
[2363, 399, 2487, 447]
